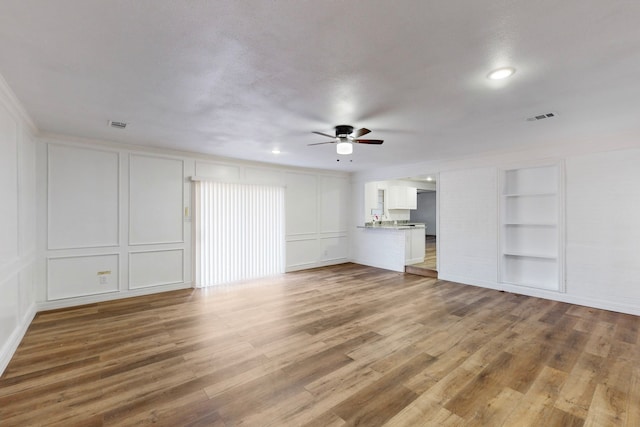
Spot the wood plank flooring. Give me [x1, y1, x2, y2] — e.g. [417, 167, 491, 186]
[406, 236, 437, 277]
[1, 263, 639, 426]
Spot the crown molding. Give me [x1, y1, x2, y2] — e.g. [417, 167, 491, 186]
[0, 72, 38, 135]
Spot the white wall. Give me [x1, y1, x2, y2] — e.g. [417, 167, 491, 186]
[438, 167, 498, 287]
[0, 98, 350, 376]
[37, 140, 351, 310]
[195, 160, 350, 272]
[0, 79, 37, 376]
[565, 150, 640, 312]
[352, 145, 640, 316]
[410, 191, 437, 235]
[38, 141, 193, 310]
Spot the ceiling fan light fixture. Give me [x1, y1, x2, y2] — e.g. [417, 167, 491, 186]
[336, 141, 353, 155]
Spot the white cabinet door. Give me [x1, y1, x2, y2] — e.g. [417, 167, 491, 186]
[411, 228, 425, 260]
[406, 187, 417, 210]
[404, 230, 412, 261]
[389, 186, 417, 209]
[405, 228, 425, 264]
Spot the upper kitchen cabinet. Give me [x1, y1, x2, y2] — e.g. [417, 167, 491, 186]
[388, 186, 417, 210]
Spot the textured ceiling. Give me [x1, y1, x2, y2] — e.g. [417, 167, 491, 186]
[1, 1, 640, 171]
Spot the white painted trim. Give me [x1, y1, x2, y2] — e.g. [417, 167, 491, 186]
[38, 281, 192, 311]
[0, 302, 36, 377]
[318, 231, 349, 237]
[128, 153, 185, 246]
[190, 176, 287, 187]
[128, 248, 185, 290]
[46, 252, 120, 301]
[41, 132, 351, 178]
[438, 273, 640, 317]
[46, 144, 121, 250]
[285, 259, 349, 272]
[0, 73, 38, 135]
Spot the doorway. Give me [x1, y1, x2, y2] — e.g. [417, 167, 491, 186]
[405, 175, 438, 278]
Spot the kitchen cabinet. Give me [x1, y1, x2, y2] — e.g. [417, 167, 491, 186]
[388, 186, 417, 210]
[404, 227, 425, 265]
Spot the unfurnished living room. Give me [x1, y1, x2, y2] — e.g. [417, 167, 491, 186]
[1, 1, 640, 426]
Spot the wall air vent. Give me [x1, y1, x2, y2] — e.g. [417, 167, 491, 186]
[108, 120, 128, 129]
[526, 112, 557, 122]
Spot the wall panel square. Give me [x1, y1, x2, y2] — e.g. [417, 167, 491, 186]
[129, 249, 184, 289]
[48, 144, 119, 249]
[0, 276, 19, 348]
[320, 176, 349, 233]
[47, 254, 119, 300]
[129, 154, 183, 245]
[285, 172, 317, 236]
[0, 103, 18, 262]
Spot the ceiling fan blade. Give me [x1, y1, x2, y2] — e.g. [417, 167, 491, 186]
[312, 131, 336, 139]
[354, 128, 371, 138]
[354, 139, 384, 145]
[308, 141, 335, 146]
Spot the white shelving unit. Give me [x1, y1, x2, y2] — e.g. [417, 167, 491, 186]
[499, 163, 564, 291]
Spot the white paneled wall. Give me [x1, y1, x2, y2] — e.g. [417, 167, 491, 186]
[0, 102, 18, 262]
[48, 254, 119, 300]
[48, 145, 119, 249]
[40, 144, 193, 310]
[129, 154, 184, 245]
[129, 249, 184, 289]
[194, 161, 350, 272]
[0, 82, 37, 376]
[38, 144, 350, 310]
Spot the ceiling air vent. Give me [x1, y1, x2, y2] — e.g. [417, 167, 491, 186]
[526, 112, 557, 122]
[108, 120, 128, 129]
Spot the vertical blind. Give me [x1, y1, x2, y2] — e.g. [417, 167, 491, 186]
[194, 180, 285, 287]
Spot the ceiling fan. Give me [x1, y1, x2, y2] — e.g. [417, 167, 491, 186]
[310, 125, 384, 155]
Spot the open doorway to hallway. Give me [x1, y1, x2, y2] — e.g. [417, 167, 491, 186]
[405, 174, 438, 277]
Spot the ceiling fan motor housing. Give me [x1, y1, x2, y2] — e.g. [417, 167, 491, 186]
[335, 125, 354, 137]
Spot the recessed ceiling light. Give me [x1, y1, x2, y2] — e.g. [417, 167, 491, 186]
[426, 177, 433, 181]
[272, 149, 280, 154]
[487, 67, 516, 80]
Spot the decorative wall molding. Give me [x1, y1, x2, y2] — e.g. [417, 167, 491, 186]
[128, 248, 184, 290]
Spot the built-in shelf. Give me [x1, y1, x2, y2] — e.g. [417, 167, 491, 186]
[503, 251, 557, 259]
[503, 222, 557, 226]
[503, 192, 557, 198]
[499, 163, 564, 292]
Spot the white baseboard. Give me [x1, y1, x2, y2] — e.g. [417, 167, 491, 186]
[0, 302, 37, 377]
[438, 273, 640, 316]
[37, 282, 193, 311]
[286, 258, 349, 272]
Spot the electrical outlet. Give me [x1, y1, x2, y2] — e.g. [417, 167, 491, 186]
[97, 270, 111, 285]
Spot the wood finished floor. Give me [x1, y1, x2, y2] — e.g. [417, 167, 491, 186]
[1, 263, 639, 426]
[406, 236, 437, 276]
